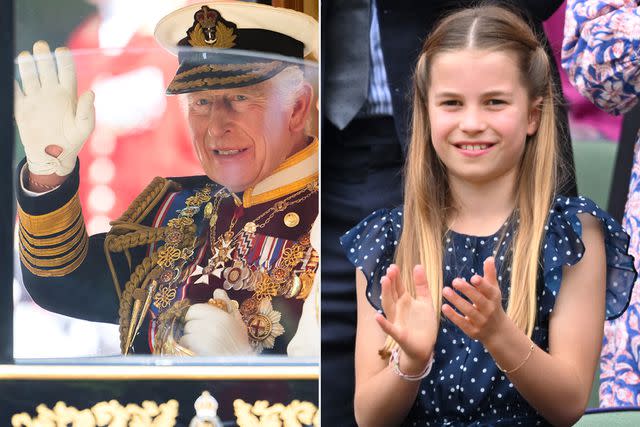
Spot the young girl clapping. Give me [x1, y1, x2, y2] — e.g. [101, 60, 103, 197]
[342, 6, 636, 426]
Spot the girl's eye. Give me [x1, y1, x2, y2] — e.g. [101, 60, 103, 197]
[487, 99, 506, 106]
[441, 100, 461, 107]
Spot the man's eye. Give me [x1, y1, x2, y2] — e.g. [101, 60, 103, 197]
[195, 98, 210, 106]
[234, 95, 248, 101]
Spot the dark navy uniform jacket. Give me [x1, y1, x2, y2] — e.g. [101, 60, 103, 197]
[16, 140, 319, 355]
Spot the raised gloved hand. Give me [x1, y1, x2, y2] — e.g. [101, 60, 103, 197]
[14, 40, 95, 176]
[179, 289, 252, 356]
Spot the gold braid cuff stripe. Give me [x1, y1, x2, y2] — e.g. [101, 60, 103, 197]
[173, 61, 282, 81]
[18, 193, 89, 276]
[20, 212, 85, 249]
[20, 233, 88, 277]
[19, 220, 86, 257]
[18, 193, 83, 236]
[20, 228, 88, 268]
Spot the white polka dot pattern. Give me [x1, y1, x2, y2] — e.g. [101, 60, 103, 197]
[339, 196, 636, 425]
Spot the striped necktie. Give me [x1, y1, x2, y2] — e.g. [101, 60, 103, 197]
[324, 0, 371, 130]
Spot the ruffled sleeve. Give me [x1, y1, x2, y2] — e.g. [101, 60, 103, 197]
[542, 196, 636, 320]
[340, 208, 403, 312]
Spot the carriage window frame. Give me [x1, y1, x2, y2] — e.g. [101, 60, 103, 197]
[5, 0, 319, 370]
[1, 0, 15, 366]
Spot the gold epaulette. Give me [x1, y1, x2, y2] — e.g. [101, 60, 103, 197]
[104, 177, 181, 301]
[112, 176, 181, 225]
[18, 193, 89, 277]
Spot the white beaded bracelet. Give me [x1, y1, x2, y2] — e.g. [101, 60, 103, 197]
[389, 348, 435, 381]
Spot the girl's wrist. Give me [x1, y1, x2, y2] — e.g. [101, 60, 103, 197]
[397, 348, 434, 376]
[480, 312, 512, 353]
[482, 314, 534, 373]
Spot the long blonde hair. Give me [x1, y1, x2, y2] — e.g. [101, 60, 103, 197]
[390, 6, 564, 354]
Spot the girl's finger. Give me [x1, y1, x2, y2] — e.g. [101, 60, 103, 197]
[442, 303, 471, 335]
[388, 264, 405, 299]
[471, 273, 501, 301]
[413, 265, 431, 301]
[483, 257, 498, 286]
[380, 276, 397, 320]
[459, 276, 490, 311]
[375, 313, 405, 344]
[386, 264, 401, 301]
[443, 283, 484, 324]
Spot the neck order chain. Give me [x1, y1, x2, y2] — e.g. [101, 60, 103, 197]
[206, 182, 318, 273]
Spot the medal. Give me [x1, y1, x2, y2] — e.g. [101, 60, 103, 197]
[284, 212, 300, 228]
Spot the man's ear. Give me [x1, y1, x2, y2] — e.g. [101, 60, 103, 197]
[527, 96, 543, 136]
[289, 82, 313, 133]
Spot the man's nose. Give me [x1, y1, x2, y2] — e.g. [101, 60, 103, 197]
[458, 106, 487, 133]
[206, 99, 233, 138]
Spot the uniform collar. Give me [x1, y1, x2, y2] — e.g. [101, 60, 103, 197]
[242, 137, 318, 208]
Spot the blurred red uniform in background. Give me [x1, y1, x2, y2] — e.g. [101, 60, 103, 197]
[68, 1, 201, 233]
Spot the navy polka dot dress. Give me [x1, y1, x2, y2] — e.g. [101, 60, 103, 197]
[341, 196, 636, 426]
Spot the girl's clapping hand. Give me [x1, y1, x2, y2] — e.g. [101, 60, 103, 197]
[442, 257, 509, 344]
[375, 264, 438, 372]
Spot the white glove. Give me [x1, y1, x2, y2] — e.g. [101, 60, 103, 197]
[14, 41, 95, 176]
[179, 289, 252, 356]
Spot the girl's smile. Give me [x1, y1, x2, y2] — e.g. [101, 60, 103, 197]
[428, 49, 540, 184]
[452, 141, 498, 157]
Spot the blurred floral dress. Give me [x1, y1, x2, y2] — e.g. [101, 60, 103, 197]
[562, 0, 640, 406]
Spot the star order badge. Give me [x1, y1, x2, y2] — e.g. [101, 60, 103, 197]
[246, 299, 285, 352]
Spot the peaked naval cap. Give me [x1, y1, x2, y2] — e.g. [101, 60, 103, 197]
[154, 2, 317, 94]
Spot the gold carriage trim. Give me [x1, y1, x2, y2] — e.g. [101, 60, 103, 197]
[234, 399, 319, 427]
[11, 399, 179, 426]
[173, 61, 282, 81]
